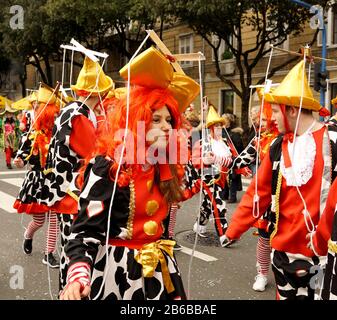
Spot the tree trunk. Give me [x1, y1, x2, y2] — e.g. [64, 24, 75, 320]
[240, 88, 251, 145]
[20, 64, 27, 97]
[44, 56, 53, 86]
[32, 55, 48, 85]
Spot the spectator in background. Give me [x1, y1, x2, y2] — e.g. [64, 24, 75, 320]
[185, 110, 202, 148]
[247, 105, 260, 143]
[222, 113, 244, 203]
[4, 117, 15, 169]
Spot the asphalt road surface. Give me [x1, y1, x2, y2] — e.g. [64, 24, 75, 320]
[0, 153, 275, 300]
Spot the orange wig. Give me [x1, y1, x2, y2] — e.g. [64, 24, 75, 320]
[84, 86, 185, 190]
[31, 103, 60, 167]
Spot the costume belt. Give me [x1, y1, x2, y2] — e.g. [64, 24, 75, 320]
[66, 189, 79, 202]
[135, 239, 175, 293]
[328, 239, 337, 253]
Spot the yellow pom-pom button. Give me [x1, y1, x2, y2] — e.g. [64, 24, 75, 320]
[143, 220, 158, 236]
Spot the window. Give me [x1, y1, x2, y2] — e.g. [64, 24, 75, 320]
[220, 89, 234, 114]
[212, 34, 234, 62]
[318, 3, 337, 47]
[266, 30, 289, 53]
[179, 34, 193, 68]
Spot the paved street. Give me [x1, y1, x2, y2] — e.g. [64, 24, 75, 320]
[0, 152, 275, 300]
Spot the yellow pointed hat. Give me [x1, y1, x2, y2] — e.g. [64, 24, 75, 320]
[0, 96, 14, 109]
[36, 83, 68, 107]
[206, 105, 226, 128]
[264, 60, 321, 112]
[37, 84, 57, 104]
[27, 92, 38, 103]
[12, 96, 34, 110]
[119, 46, 200, 113]
[71, 56, 114, 95]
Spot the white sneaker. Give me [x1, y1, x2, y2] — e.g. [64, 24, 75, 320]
[219, 235, 236, 248]
[252, 274, 268, 292]
[193, 222, 207, 237]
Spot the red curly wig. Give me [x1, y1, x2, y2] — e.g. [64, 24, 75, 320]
[258, 102, 279, 161]
[82, 85, 187, 203]
[31, 102, 60, 167]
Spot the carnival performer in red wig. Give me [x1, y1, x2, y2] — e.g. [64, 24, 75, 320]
[60, 47, 200, 300]
[13, 84, 61, 268]
[3, 117, 15, 169]
[225, 60, 337, 300]
[186, 105, 233, 247]
[230, 100, 279, 292]
[34, 56, 114, 293]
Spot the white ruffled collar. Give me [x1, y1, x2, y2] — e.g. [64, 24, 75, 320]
[280, 121, 317, 187]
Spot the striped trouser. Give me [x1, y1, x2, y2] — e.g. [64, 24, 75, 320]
[256, 236, 271, 276]
[168, 203, 179, 239]
[25, 212, 59, 254]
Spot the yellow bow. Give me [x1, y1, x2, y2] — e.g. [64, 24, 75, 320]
[119, 47, 200, 113]
[328, 239, 337, 253]
[135, 239, 175, 294]
[25, 130, 43, 162]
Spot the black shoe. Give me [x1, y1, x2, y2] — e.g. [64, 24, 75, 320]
[227, 198, 237, 204]
[7, 164, 12, 169]
[23, 238, 33, 255]
[42, 253, 60, 268]
[173, 242, 182, 251]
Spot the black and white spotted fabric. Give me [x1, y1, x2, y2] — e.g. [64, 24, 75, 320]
[90, 245, 186, 300]
[232, 139, 257, 169]
[58, 214, 74, 292]
[185, 138, 228, 238]
[23, 110, 34, 133]
[15, 131, 32, 165]
[65, 156, 185, 300]
[271, 249, 323, 300]
[198, 183, 228, 236]
[37, 102, 97, 207]
[15, 131, 45, 206]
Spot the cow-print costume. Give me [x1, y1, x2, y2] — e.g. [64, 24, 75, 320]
[58, 214, 74, 292]
[33, 101, 97, 292]
[271, 249, 323, 300]
[185, 137, 230, 239]
[14, 131, 47, 212]
[232, 138, 257, 170]
[36, 101, 97, 206]
[268, 125, 337, 299]
[65, 156, 186, 300]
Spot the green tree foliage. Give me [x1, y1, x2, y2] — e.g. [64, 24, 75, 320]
[164, 0, 329, 132]
[0, 0, 167, 89]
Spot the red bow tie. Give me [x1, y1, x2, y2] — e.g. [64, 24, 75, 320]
[283, 132, 294, 143]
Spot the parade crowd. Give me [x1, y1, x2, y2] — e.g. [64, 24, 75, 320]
[3, 42, 337, 301]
